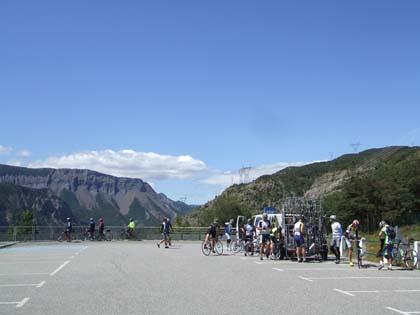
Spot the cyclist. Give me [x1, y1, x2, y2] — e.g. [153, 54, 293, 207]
[329, 215, 342, 264]
[98, 218, 105, 240]
[294, 216, 306, 263]
[243, 218, 256, 256]
[204, 219, 220, 253]
[166, 217, 173, 246]
[127, 218, 136, 239]
[378, 220, 394, 270]
[257, 213, 271, 261]
[157, 217, 172, 248]
[224, 219, 233, 249]
[88, 218, 95, 240]
[65, 217, 72, 242]
[270, 224, 283, 260]
[344, 219, 360, 267]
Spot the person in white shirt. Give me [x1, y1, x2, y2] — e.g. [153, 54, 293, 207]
[293, 216, 306, 263]
[329, 215, 342, 264]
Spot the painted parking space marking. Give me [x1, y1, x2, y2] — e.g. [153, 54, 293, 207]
[334, 288, 420, 297]
[0, 281, 45, 288]
[272, 268, 284, 272]
[0, 297, 30, 308]
[50, 260, 70, 276]
[254, 261, 262, 265]
[386, 306, 420, 315]
[300, 276, 420, 281]
[0, 273, 49, 277]
[298, 276, 313, 282]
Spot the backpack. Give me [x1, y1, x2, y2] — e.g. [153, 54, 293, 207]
[386, 225, 396, 240]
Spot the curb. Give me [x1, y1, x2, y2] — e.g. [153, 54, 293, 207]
[0, 242, 19, 249]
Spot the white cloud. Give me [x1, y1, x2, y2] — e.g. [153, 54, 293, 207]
[0, 145, 13, 154]
[28, 149, 207, 180]
[7, 160, 22, 167]
[18, 150, 32, 157]
[201, 162, 311, 187]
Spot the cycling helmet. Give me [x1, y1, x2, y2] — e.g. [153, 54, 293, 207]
[329, 215, 337, 220]
[379, 220, 386, 228]
[214, 219, 219, 224]
[99, 218, 103, 222]
[263, 213, 268, 219]
[247, 218, 252, 224]
[90, 218, 94, 222]
[67, 217, 70, 221]
[352, 219, 360, 227]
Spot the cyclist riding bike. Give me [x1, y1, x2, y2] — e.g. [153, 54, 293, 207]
[204, 220, 220, 253]
[344, 219, 360, 267]
[127, 218, 136, 238]
[257, 213, 271, 261]
[378, 220, 394, 270]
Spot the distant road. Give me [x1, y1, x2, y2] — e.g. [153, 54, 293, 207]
[0, 241, 419, 315]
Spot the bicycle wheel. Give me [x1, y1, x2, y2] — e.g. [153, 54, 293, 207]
[404, 249, 418, 270]
[393, 247, 402, 266]
[105, 230, 113, 241]
[231, 240, 243, 254]
[215, 240, 224, 255]
[202, 240, 211, 256]
[357, 249, 363, 268]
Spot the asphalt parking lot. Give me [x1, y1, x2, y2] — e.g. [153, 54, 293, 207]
[0, 241, 419, 315]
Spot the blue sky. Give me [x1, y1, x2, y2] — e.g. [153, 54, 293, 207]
[1, 0, 420, 204]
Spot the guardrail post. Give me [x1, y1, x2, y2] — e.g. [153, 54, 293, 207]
[13, 226, 17, 242]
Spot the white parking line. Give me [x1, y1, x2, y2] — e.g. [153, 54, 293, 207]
[386, 306, 420, 315]
[0, 261, 69, 264]
[0, 297, 31, 308]
[50, 261, 70, 276]
[272, 268, 284, 272]
[0, 281, 45, 288]
[0, 273, 49, 276]
[333, 288, 355, 297]
[254, 261, 262, 265]
[302, 276, 420, 281]
[298, 276, 313, 282]
[16, 297, 30, 308]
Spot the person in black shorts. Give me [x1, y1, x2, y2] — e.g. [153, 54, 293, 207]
[204, 219, 220, 253]
[257, 213, 271, 261]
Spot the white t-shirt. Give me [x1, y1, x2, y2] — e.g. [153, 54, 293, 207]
[259, 220, 271, 235]
[294, 221, 303, 236]
[331, 222, 342, 238]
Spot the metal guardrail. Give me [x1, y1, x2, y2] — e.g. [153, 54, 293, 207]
[0, 226, 210, 242]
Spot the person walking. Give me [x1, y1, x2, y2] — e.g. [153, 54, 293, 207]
[157, 218, 171, 248]
[294, 216, 306, 262]
[88, 218, 95, 240]
[98, 218, 105, 240]
[243, 219, 256, 256]
[65, 217, 72, 242]
[329, 215, 342, 264]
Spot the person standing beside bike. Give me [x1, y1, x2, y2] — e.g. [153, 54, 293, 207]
[98, 218, 105, 240]
[378, 220, 395, 270]
[224, 219, 233, 249]
[329, 215, 342, 264]
[204, 219, 220, 253]
[243, 219, 256, 256]
[344, 220, 360, 267]
[257, 213, 271, 261]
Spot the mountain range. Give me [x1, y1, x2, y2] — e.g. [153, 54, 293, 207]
[193, 146, 420, 230]
[0, 164, 195, 226]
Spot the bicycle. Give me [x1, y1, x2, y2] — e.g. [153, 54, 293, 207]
[202, 237, 223, 256]
[393, 239, 418, 270]
[356, 238, 366, 269]
[57, 230, 72, 242]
